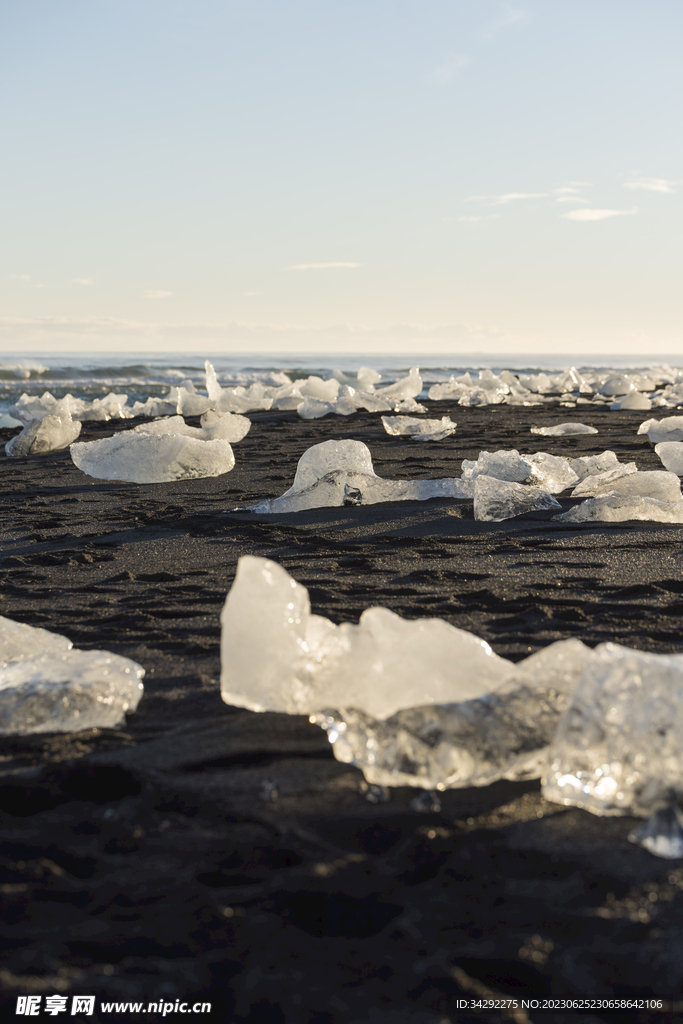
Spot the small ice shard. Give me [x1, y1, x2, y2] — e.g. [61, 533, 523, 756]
[543, 643, 683, 817]
[220, 557, 514, 719]
[530, 422, 598, 436]
[314, 639, 593, 791]
[655, 441, 683, 476]
[392, 398, 428, 415]
[375, 366, 423, 403]
[204, 360, 273, 413]
[628, 807, 683, 860]
[473, 476, 561, 522]
[554, 493, 683, 524]
[638, 416, 683, 443]
[572, 470, 681, 503]
[71, 430, 235, 483]
[382, 415, 456, 441]
[522, 452, 579, 493]
[0, 615, 144, 735]
[297, 397, 336, 419]
[554, 367, 592, 394]
[611, 392, 652, 411]
[569, 450, 621, 481]
[571, 463, 638, 495]
[251, 439, 468, 512]
[5, 396, 82, 456]
[461, 449, 531, 483]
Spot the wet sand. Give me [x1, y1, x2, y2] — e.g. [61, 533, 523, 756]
[1, 402, 682, 1022]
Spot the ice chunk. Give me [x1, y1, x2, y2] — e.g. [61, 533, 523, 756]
[0, 615, 144, 735]
[204, 360, 273, 413]
[655, 441, 683, 476]
[522, 452, 579, 493]
[543, 643, 683, 817]
[131, 412, 250, 444]
[71, 430, 235, 483]
[296, 397, 336, 419]
[531, 422, 598, 436]
[599, 374, 637, 397]
[314, 639, 593, 790]
[554, 493, 683, 524]
[5, 396, 82, 456]
[461, 449, 531, 483]
[9, 391, 59, 423]
[610, 392, 652, 411]
[298, 376, 340, 402]
[638, 416, 683, 443]
[376, 366, 422, 402]
[569, 450, 621, 481]
[220, 557, 514, 719]
[382, 415, 456, 440]
[553, 367, 592, 394]
[571, 463, 638, 496]
[573, 469, 681, 503]
[628, 807, 683, 859]
[473, 476, 561, 522]
[251, 439, 468, 512]
[392, 398, 428, 415]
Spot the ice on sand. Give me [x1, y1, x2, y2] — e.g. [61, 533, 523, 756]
[531, 422, 598, 436]
[572, 469, 681, 503]
[473, 476, 561, 522]
[0, 616, 144, 735]
[462, 449, 577, 494]
[554, 493, 683, 524]
[71, 430, 235, 483]
[628, 808, 683, 860]
[382, 415, 456, 441]
[131, 411, 251, 443]
[571, 463, 638, 496]
[220, 557, 514, 719]
[569, 451, 621, 481]
[522, 452, 579, 493]
[5, 396, 82, 456]
[251, 440, 468, 513]
[543, 644, 683, 817]
[655, 441, 683, 476]
[638, 416, 683, 444]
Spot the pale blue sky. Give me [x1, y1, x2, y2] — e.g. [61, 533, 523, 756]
[1, 0, 681, 355]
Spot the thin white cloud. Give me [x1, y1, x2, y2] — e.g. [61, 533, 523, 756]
[33, 283, 45, 289]
[10, 274, 31, 281]
[287, 262, 361, 270]
[467, 191, 548, 206]
[143, 289, 173, 298]
[481, 4, 528, 40]
[624, 177, 677, 193]
[555, 196, 588, 204]
[562, 207, 637, 222]
[72, 278, 95, 285]
[432, 54, 471, 84]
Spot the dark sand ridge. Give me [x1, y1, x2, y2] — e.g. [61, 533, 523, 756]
[1, 401, 683, 1021]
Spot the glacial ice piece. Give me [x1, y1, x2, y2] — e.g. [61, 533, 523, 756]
[599, 374, 637, 397]
[554, 367, 592, 395]
[571, 463, 638, 496]
[572, 470, 681, 503]
[461, 449, 531, 483]
[392, 398, 428, 415]
[568, 450, 621, 481]
[0, 615, 144, 735]
[297, 397, 336, 419]
[611, 392, 652, 411]
[313, 639, 594, 790]
[298, 376, 340, 402]
[655, 442, 683, 476]
[251, 439, 468, 512]
[131, 412, 250, 443]
[72, 392, 131, 422]
[10, 391, 60, 423]
[522, 452, 579, 493]
[382, 415, 456, 441]
[204, 360, 273, 413]
[530, 422, 598, 436]
[638, 416, 683, 444]
[71, 430, 235, 483]
[628, 807, 683, 859]
[543, 643, 683, 817]
[375, 366, 423, 403]
[5, 397, 82, 456]
[553, 493, 683, 524]
[220, 557, 514, 719]
[473, 476, 561, 522]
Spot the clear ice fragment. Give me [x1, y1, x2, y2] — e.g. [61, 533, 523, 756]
[382, 415, 456, 440]
[461, 449, 531, 483]
[522, 452, 579, 493]
[473, 476, 561, 522]
[530, 422, 598, 436]
[71, 431, 235, 483]
[0, 615, 144, 735]
[571, 463, 638, 495]
[628, 807, 683, 860]
[572, 470, 681, 503]
[638, 416, 683, 443]
[655, 442, 683, 476]
[220, 557, 514, 719]
[569, 451, 621, 481]
[610, 392, 652, 411]
[5, 397, 81, 456]
[554, 493, 683, 524]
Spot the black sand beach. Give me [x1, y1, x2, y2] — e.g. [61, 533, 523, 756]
[2, 402, 683, 1022]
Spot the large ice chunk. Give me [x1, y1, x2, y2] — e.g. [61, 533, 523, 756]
[473, 476, 561, 522]
[382, 415, 456, 441]
[375, 366, 423, 403]
[5, 397, 82, 456]
[71, 430, 235, 483]
[522, 452, 579, 493]
[461, 449, 531, 483]
[531, 422, 598, 436]
[571, 463, 638, 495]
[572, 469, 681, 503]
[131, 412, 250, 443]
[313, 639, 594, 790]
[638, 416, 683, 443]
[543, 644, 683, 817]
[554, 493, 683, 524]
[569, 451, 621, 481]
[610, 393, 652, 411]
[655, 441, 683, 476]
[0, 616, 144, 735]
[220, 557, 514, 719]
[251, 440, 468, 512]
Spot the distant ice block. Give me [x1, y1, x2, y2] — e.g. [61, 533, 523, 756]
[0, 615, 144, 735]
[522, 452, 579, 493]
[543, 643, 683, 817]
[568, 451, 621, 481]
[71, 430, 235, 483]
[375, 366, 423, 403]
[571, 463, 638, 496]
[382, 415, 456, 441]
[573, 469, 681, 503]
[251, 439, 468, 512]
[610, 392, 652, 411]
[655, 441, 683, 476]
[473, 476, 561, 522]
[554, 493, 683, 524]
[599, 374, 637, 397]
[5, 397, 82, 456]
[131, 412, 250, 443]
[204, 360, 273, 413]
[531, 422, 598, 436]
[10, 391, 60, 423]
[220, 557, 514, 719]
[296, 397, 336, 419]
[461, 449, 531, 483]
[314, 639, 593, 790]
[638, 416, 683, 443]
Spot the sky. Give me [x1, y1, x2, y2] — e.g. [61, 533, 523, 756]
[1, 0, 682, 357]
